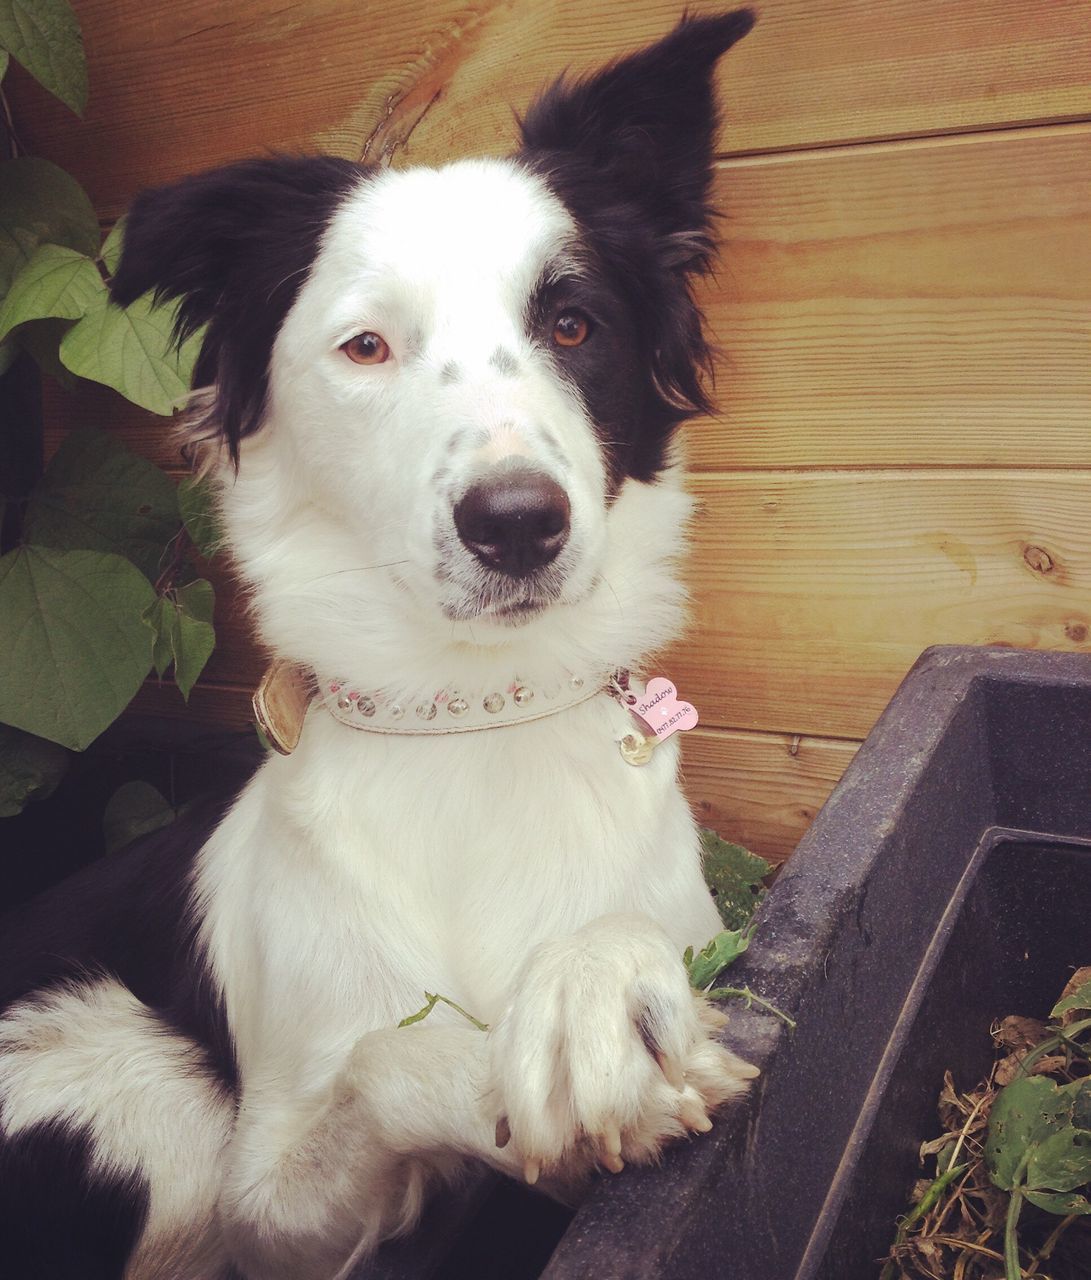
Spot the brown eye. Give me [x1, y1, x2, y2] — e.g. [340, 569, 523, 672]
[342, 332, 391, 365]
[553, 310, 591, 348]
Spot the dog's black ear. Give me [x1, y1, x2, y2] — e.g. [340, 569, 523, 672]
[111, 156, 365, 462]
[519, 9, 755, 253]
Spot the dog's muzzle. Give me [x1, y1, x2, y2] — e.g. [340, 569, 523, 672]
[453, 463, 570, 577]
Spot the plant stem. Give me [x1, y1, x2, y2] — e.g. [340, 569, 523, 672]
[1004, 1152, 1032, 1280]
[704, 984, 796, 1028]
[398, 992, 489, 1032]
[878, 1162, 969, 1280]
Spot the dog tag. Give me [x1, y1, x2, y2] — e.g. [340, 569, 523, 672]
[253, 660, 312, 755]
[619, 731, 657, 766]
[630, 677, 699, 742]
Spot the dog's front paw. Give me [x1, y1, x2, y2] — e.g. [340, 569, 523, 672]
[488, 913, 757, 1187]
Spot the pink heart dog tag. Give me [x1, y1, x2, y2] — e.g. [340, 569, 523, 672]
[631, 677, 698, 741]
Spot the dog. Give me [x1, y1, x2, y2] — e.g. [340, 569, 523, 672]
[0, 11, 758, 1278]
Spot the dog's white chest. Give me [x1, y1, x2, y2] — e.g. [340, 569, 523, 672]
[203, 692, 718, 1072]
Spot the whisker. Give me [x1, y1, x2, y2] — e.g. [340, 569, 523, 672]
[308, 559, 412, 583]
[601, 575, 625, 617]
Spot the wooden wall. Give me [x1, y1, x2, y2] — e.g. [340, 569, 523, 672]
[13, 0, 1091, 864]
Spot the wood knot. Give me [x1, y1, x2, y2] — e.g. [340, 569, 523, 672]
[1022, 544, 1055, 575]
[1065, 620, 1088, 643]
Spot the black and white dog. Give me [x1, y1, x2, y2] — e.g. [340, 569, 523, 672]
[0, 12, 758, 1278]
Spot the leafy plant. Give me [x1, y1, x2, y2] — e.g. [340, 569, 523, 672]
[985, 974, 1091, 1278]
[881, 968, 1091, 1280]
[0, 0, 220, 816]
[699, 826, 770, 930]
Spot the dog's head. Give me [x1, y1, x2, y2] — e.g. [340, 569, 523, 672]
[112, 11, 754, 688]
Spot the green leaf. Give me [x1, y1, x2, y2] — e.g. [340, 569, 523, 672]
[0, 722, 68, 816]
[141, 578, 216, 700]
[172, 579, 215, 699]
[699, 828, 771, 930]
[1052, 976, 1091, 1023]
[0, 243, 105, 345]
[0, 0, 87, 113]
[102, 780, 177, 854]
[0, 157, 98, 294]
[178, 475, 224, 560]
[25, 428, 181, 582]
[0, 47, 9, 80]
[986, 1076, 1085, 1191]
[59, 292, 201, 415]
[686, 926, 753, 991]
[1023, 1189, 1091, 1215]
[1026, 1126, 1091, 1194]
[142, 595, 174, 678]
[0, 545, 155, 749]
[99, 217, 125, 276]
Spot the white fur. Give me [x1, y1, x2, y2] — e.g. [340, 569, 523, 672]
[1, 157, 755, 1278]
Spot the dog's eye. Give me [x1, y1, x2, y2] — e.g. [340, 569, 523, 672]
[342, 332, 391, 365]
[552, 310, 592, 349]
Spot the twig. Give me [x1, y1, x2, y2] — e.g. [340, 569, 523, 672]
[1025, 1213, 1078, 1277]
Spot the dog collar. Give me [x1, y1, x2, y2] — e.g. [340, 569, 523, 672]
[252, 660, 618, 754]
[318, 670, 605, 735]
[254, 663, 698, 765]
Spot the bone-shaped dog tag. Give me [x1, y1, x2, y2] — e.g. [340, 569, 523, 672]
[617, 676, 699, 765]
[631, 678, 699, 741]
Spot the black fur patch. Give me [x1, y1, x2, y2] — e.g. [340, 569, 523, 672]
[518, 10, 755, 485]
[111, 156, 367, 465]
[0, 796, 237, 1090]
[0, 1120, 149, 1279]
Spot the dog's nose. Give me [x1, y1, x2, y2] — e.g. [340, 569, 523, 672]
[454, 467, 571, 576]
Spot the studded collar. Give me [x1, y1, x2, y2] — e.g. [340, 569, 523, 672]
[317, 669, 610, 735]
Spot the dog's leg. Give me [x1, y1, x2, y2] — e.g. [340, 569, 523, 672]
[219, 1022, 521, 1280]
[488, 911, 759, 1184]
[221, 914, 754, 1280]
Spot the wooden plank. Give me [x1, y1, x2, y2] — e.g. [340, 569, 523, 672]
[129, 677, 255, 730]
[681, 726, 857, 865]
[11, 0, 1091, 221]
[686, 124, 1091, 470]
[41, 126, 1091, 472]
[667, 470, 1091, 741]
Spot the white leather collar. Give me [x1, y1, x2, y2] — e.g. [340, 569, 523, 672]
[317, 669, 609, 735]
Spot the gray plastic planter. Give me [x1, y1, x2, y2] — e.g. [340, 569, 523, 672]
[361, 646, 1091, 1279]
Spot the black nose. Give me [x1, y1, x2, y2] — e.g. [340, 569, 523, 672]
[454, 466, 571, 577]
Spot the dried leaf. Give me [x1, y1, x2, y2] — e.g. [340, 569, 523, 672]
[1053, 967, 1091, 1027]
[994, 1015, 1049, 1053]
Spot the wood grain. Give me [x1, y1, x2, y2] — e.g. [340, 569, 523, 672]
[686, 125, 1091, 470]
[668, 470, 1091, 740]
[681, 726, 857, 864]
[11, 0, 1091, 220]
